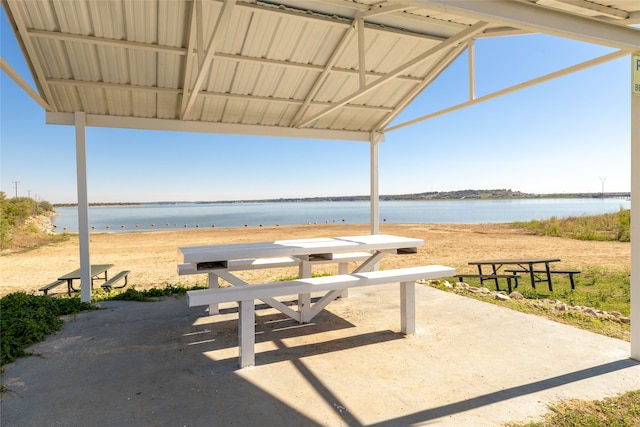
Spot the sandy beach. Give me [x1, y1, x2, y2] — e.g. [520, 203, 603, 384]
[0, 223, 630, 297]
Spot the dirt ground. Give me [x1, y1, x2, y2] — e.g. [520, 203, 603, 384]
[0, 223, 630, 297]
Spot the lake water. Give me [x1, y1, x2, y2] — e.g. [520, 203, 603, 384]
[52, 198, 630, 233]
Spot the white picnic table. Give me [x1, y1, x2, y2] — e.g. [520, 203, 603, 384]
[179, 234, 455, 367]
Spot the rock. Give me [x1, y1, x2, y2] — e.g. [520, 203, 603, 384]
[495, 293, 510, 301]
[583, 308, 598, 318]
[509, 291, 524, 300]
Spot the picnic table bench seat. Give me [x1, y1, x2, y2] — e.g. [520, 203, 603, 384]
[39, 279, 67, 295]
[504, 268, 581, 289]
[100, 270, 130, 291]
[187, 264, 455, 368]
[179, 251, 374, 313]
[455, 274, 521, 293]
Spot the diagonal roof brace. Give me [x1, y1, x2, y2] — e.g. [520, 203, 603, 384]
[297, 20, 489, 128]
[0, 57, 52, 111]
[181, 0, 236, 120]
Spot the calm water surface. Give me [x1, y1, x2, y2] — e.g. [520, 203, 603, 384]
[52, 198, 630, 233]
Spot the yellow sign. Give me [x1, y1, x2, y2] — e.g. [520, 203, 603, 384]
[634, 54, 640, 96]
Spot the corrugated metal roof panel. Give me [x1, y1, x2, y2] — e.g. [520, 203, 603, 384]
[3, 0, 639, 139]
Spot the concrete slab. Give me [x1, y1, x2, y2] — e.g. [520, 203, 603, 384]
[2, 284, 639, 426]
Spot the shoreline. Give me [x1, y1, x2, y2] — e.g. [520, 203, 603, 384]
[0, 223, 630, 298]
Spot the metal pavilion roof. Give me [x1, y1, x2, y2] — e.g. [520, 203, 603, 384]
[2, 0, 640, 142]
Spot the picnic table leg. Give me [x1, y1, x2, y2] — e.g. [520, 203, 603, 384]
[400, 281, 415, 335]
[238, 299, 255, 368]
[338, 262, 348, 298]
[208, 273, 219, 315]
[298, 261, 312, 321]
[544, 262, 553, 292]
[528, 263, 536, 290]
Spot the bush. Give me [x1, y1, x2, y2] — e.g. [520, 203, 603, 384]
[0, 293, 94, 365]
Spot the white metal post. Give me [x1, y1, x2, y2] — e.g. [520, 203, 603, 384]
[75, 112, 92, 303]
[238, 300, 255, 368]
[208, 273, 219, 315]
[370, 132, 382, 235]
[631, 53, 640, 360]
[400, 281, 416, 335]
[298, 260, 312, 322]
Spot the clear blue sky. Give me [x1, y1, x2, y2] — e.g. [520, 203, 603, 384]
[1, 9, 632, 204]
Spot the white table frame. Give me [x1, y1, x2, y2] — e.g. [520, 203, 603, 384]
[179, 234, 424, 323]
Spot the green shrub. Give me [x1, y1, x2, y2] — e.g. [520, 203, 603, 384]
[0, 293, 94, 365]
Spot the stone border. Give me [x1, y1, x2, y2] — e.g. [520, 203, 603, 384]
[420, 279, 630, 324]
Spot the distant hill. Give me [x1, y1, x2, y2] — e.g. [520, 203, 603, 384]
[52, 189, 630, 207]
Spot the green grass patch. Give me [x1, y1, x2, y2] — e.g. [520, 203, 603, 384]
[505, 390, 640, 427]
[93, 284, 206, 302]
[512, 208, 630, 242]
[450, 267, 630, 316]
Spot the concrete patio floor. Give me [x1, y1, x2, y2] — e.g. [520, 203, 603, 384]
[2, 284, 639, 426]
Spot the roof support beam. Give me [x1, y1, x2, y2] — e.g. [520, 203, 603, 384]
[290, 24, 356, 127]
[46, 112, 372, 142]
[179, 0, 201, 119]
[298, 20, 489, 128]
[417, 0, 640, 51]
[374, 41, 467, 131]
[358, 17, 366, 88]
[4, 0, 57, 111]
[47, 77, 394, 112]
[181, 0, 236, 120]
[541, 0, 629, 20]
[0, 57, 52, 111]
[26, 29, 423, 83]
[385, 49, 628, 132]
[290, 2, 412, 127]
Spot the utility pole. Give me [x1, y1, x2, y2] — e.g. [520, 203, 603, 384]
[599, 176, 607, 198]
[12, 181, 19, 198]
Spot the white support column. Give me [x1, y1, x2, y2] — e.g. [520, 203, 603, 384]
[338, 262, 348, 298]
[208, 273, 219, 315]
[370, 132, 382, 235]
[631, 53, 640, 360]
[298, 260, 312, 322]
[468, 39, 475, 100]
[400, 281, 416, 335]
[75, 112, 92, 303]
[238, 299, 255, 368]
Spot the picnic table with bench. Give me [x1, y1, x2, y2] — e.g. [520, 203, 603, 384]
[180, 234, 455, 367]
[39, 264, 130, 295]
[463, 258, 580, 292]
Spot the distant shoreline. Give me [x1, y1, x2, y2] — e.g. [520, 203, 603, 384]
[52, 190, 631, 208]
